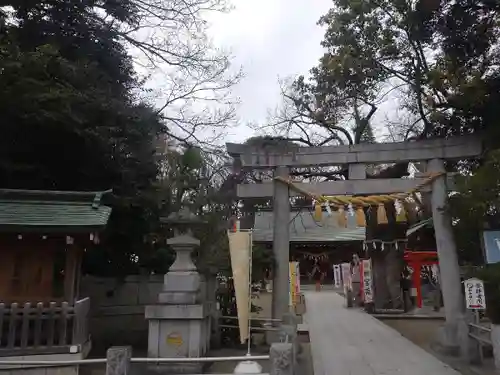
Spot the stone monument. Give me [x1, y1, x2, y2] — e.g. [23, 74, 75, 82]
[145, 207, 211, 373]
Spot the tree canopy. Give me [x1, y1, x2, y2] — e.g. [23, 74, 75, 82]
[0, 0, 238, 276]
[3, 0, 500, 274]
[263, 0, 500, 263]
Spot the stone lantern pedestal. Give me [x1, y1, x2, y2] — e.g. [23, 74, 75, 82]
[145, 208, 211, 373]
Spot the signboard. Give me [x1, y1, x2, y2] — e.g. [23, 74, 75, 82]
[464, 278, 486, 310]
[166, 332, 183, 347]
[482, 230, 500, 264]
[340, 263, 352, 291]
[361, 259, 374, 304]
[333, 264, 341, 288]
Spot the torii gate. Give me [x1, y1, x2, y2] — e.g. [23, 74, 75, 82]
[227, 135, 482, 351]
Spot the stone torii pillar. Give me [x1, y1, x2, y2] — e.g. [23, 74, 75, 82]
[428, 159, 468, 354]
[272, 166, 291, 322]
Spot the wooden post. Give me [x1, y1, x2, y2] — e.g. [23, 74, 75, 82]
[7, 303, 17, 348]
[34, 302, 43, 347]
[106, 346, 132, 375]
[64, 245, 79, 303]
[428, 158, 467, 351]
[72, 297, 90, 345]
[411, 261, 423, 309]
[272, 166, 290, 323]
[20, 303, 30, 349]
[59, 302, 69, 345]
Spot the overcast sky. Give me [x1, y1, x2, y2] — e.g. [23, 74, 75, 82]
[207, 0, 333, 143]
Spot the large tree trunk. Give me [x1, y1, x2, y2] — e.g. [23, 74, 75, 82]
[385, 244, 403, 309]
[372, 252, 389, 309]
[372, 246, 403, 309]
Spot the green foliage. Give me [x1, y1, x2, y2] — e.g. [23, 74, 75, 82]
[452, 151, 500, 223]
[284, 0, 500, 265]
[449, 150, 500, 265]
[476, 264, 500, 324]
[216, 284, 263, 347]
[290, 0, 500, 143]
[0, 2, 163, 276]
[251, 245, 274, 284]
[0, 0, 237, 277]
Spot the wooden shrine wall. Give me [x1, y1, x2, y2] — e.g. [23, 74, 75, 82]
[0, 238, 66, 303]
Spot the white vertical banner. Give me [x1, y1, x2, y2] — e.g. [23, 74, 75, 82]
[362, 259, 374, 304]
[227, 230, 252, 344]
[340, 263, 352, 291]
[333, 264, 342, 288]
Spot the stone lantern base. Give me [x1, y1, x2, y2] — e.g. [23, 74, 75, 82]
[145, 303, 211, 373]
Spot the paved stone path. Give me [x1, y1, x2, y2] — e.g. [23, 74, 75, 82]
[305, 291, 461, 375]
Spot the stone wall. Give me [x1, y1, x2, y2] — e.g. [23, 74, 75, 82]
[79, 274, 216, 352]
[79, 275, 164, 351]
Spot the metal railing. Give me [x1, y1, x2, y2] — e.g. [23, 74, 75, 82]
[0, 311, 300, 375]
[467, 311, 492, 365]
[219, 324, 280, 332]
[0, 347, 291, 375]
[218, 316, 283, 332]
[0, 320, 300, 375]
[0, 355, 270, 366]
[219, 316, 282, 323]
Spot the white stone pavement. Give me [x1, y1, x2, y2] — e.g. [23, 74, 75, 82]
[305, 291, 461, 375]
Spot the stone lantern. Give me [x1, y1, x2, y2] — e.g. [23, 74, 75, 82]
[145, 207, 211, 373]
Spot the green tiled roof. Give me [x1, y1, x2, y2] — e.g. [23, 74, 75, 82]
[0, 189, 112, 232]
[253, 211, 366, 243]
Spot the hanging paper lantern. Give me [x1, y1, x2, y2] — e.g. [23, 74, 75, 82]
[395, 200, 407, 223]
[314, 203, 322, 221]
[377, 203, 388, 224]
[355, 207, 366, 227]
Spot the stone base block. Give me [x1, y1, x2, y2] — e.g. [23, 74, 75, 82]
[145, 304, 207, 320]
[433, 319, 469, 357]
[147, 315, 211, 359]
[157, 292, 198, 305]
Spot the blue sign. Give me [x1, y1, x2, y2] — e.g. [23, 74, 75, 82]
[482, 230, 500, 264]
